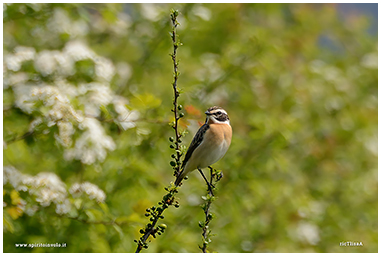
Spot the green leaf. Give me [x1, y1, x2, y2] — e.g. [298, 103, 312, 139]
[130, 93, 162, 110]
[85, 209, 103, 221]
[113, 224, 124, 239]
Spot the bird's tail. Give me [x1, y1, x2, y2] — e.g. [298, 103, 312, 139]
[174, 169, 187, 186]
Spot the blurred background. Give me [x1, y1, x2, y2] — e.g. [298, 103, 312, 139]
[3, 3, 377, 253]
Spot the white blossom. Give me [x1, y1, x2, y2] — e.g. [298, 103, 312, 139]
[69, 183, 81, 197]
[46, 8, 89, 38]
[25, 205, 39, 216]
[4, 166, 22, 188]
[95, 57, 115, 82]
[4, 72, 29, 88]
[63, 40, 95, 62]
[12, 83, 37, 113]
[64, 118, 115, 164]
[79, 82, 114, 116]
[4, 167, 66, 208]
[30, 172, 67, 207]
[141, 3, 161, 21]
[113, 96, 139, 130]
[30, 85, 84, 124]
[34, 50, 58, 76]
[6, 39, 138, 165]
[192, 5, 212, 21]
[109, 12, 132, 36]
[4, 46, 36, 71]
[47, 8, 72, 35]
[116, 62, 132, 84]
[55, 199, 71, 215]
[361, 52, 378, 69]
[69, 182, 106, 203]
[55, 121, 75, 147]
[4, 166, 106, 215]
[29, 117, 43, 132]
[296, 221, 320, 245]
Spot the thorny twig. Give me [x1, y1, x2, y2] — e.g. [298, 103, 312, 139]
[134, 9, 183, 253]
[199, 166, 223, 253]
[169, 9, 183, 179]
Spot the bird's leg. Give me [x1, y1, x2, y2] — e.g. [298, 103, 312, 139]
[198, 168, 214, 196]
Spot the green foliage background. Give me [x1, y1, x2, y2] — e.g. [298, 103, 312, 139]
[3, 3, 377, 253]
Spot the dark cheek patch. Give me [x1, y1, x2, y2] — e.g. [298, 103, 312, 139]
[216, 114, 229, 122]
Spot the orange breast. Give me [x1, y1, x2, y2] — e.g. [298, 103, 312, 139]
[207, 123, 232, 147]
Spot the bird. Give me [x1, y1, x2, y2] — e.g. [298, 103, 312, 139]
[174, 106, 232, 187]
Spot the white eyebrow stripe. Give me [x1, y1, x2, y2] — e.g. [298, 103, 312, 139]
[211, 109, 227, 115]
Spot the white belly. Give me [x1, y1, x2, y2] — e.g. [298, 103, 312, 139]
[184, 139, 229, 173]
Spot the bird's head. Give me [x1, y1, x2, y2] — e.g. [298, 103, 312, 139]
[205, 106, 230, 125]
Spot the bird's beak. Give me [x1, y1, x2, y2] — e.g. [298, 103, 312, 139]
[205, 111, 212, 116]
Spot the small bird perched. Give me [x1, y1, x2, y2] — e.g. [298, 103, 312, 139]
[175, 106, 232, 187]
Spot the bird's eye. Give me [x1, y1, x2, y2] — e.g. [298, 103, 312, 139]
[217, 111, 222, 115]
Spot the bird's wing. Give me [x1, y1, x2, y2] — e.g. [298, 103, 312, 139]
[181, 123, 210, 169]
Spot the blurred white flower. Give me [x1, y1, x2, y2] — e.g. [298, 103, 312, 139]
[34, 50, 58, 76]
[323, 66, 341, 82]
[4, 46, 36, 71]
[116, 62, 132, 84]
[95, 57, 115, 82]
[54, 52, 75, 76]
[69, 183, 81, 197]
[55, 199, 71, 215]
[364, 133, 377, 156]
[25, 205, 39, 216]
[192, 5, 212, 21]
[4, 72, 29, 88]
[47, 8, 72, 35]
[30, 84, 84, 125]
[18, 198, 27, 212]
[109, 12, 132, 36]
[141, 3, 160, 21]
[55, 121, 75, 147]
[34, 50, 74, 77]
[113, 96, 139, 130]
[6, 39, 137, 165]
[4, 166, 68, 209]
[198, 53, 224, 83]
[64, 40, 95, 62]
[80, 82, 114, 116]
[71, 19, 89, 37]
[81, 182, 106, 203]
[31, 172, 67, 207]
[296, 221, 320, 245]
[361, 52, 377, 69]
[4, 166, 106, 215]
[64, 118, 115, 164]
[69, 181, 106, 203]
[29, 117, 43, 132]
[55, 78, 78, 98]
[47, 8, 89, 38]
[4, 166, 23, 189]
[309, 59, 325, 74]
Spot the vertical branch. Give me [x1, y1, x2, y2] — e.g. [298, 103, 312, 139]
[199, 167, 223, 253]
[169, 9, 183, 178]
[134, 9, 183, 253]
